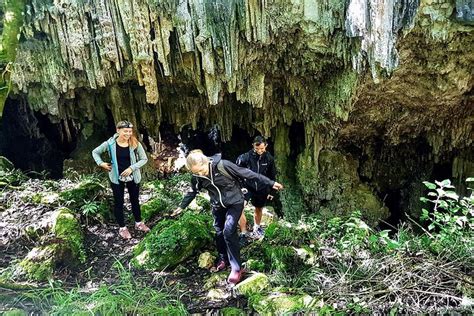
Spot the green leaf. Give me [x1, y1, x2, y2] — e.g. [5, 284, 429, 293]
[444, 191, 459, 201]
[465, 177, 474, 182]
[440, 179, 452, 187]
[419, 197, 429, 203]
[423, 181, 436, 189]
[421, 208, 429, 220]
[428, 223, 435, 231]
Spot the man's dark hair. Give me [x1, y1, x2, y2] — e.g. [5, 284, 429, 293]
[253, 135, 267, 145]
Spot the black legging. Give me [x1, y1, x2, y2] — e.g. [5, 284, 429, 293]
[110, 181, 141, 227]
[212, 202, 244, 272]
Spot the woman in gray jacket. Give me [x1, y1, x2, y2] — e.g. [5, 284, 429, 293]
[92, 121, 150, 239]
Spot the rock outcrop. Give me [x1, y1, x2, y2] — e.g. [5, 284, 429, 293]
[0, 0, 472, 222]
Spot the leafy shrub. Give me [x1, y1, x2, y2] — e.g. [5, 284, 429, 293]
[419, 178, 474, 261]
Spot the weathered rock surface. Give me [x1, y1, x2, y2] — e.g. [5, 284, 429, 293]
[1, 0, 473, 222]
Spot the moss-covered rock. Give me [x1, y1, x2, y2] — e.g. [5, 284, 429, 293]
[17, 245, 57, 281]
[234, 272, 270, 297]
[132, 212, 213, 270]
[243, 258, 266, 272]
[250, 292, 316, 315]
[3, 309, 28, 316]
[53, 208, 86, 263]
[221, 307, 246, 316]
[140, 197, 170, 222]
[264, 221, 310, 246]
[204, 272, 228, 290]
[198, 251, 215, 269]
[59, 177, 106, 209]
[15, 207, 85, 281]
[207, 288, 229, 300]
[264, 245, 305, 273]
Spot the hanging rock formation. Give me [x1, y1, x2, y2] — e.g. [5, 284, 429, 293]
[1, 0, 473, 223]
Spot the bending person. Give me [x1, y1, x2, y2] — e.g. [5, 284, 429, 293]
[92, 120, 150, 239]
[172, 150, 283, 284]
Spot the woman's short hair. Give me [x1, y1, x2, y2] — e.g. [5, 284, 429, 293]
[185, 150, 208, 170]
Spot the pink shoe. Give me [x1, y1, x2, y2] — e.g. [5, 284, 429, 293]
[210, 259, 228, 272]
[135, 222, 150, 232]
[119, 227, 132, 239]
[227, 269, 244, 284]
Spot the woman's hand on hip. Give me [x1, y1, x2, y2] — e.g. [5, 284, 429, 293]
[100, 162, 112, 171]
[121, 167, 133, 176]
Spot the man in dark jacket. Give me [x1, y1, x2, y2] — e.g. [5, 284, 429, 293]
[236, 136, 277, 237]
[172, 150, 283, 285]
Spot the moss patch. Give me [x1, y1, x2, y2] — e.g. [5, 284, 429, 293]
[53, 207, 86, 263]
[17, 245, 57, 281]
[59, 177, 106, 209]
[132, 212, 213, 270]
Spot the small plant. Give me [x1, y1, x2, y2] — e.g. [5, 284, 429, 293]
[79, 201, 109, 224]
[419, 178, 474, 260]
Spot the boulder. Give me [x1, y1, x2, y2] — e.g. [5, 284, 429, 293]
[132, 212, 213, 270]
[234, 273, 270, 297]
[198, 251, 215, 269]
[15, 207, 85, 281]
[250, 293, 316, 315]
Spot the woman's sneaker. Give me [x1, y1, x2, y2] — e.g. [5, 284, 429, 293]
[227, 269, 244, 285]
[119, 227, 132, 239]
[135, 222, 150, 232]
[210, 259, 228, 272]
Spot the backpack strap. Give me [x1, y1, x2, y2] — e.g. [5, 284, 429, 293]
[217, 160, 233, 181]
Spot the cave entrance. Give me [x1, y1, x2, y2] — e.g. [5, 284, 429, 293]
[0, 97, 69, 178]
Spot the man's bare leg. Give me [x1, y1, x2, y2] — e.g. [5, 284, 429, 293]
[239, 211, 248, 234]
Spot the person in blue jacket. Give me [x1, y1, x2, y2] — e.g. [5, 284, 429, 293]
[92, 120, 150, 239]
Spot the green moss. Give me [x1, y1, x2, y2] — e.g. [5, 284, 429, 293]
[250, 293, 315, 315]
[18, 245, 57, 281]
[132, 212, 213, 270]
[234, 273, 270, 297]
[264, 221, 309, 246]
[53, 208, 86, 263]
[141, 175, 193, 222]
[221, 307, 246, 316]
[59, 177, 106, 209]
[244, 258, 265, 271]
[3, 309, 27, 316]
[0, 0, 26, 114]
[141, 197, 169, 222]
[204, 272, 227, 290]
[264, 245, 304, 273]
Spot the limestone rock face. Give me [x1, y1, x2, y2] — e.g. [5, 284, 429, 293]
[1, 0, 473, 222]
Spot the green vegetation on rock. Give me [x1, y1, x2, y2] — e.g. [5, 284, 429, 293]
[133, 211, 213, 270]
[0, 0, 25, 114]
[53, 208, 86, 263]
